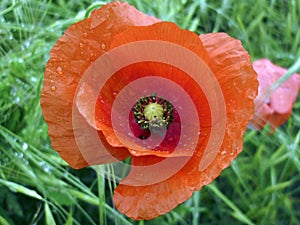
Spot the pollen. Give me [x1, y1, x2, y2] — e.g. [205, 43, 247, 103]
[132, 94, 174, 133]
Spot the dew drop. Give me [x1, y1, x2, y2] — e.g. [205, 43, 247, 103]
[221, 150, 227, 155]
[168, 137, 174, 141]
[51, 86, 56, 91]
[101, 43, 106, 50]
[50, 79, 54, 83]
[112, 91, 118, 97]
[79, 42, 83, 47]
[22, 143, 28, 150]
[83, 32, 88, 37]
[56, 66, 62, 75]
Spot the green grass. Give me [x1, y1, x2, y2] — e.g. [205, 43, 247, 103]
[0, 0, 299, 224]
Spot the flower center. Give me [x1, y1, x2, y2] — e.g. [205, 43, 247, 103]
[132, 95, 174, 133]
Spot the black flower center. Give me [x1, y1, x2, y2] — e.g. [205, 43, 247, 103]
[132, 94, 174, 133]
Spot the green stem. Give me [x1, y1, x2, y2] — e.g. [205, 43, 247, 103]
[93, 165, 107, 225]
[192, 191, 200, 225]
[84, 1, 107, 18]
[0, 1, 20, 16]
[269, 57, 300, 91]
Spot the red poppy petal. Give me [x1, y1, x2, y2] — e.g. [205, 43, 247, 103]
[113, 155, 199, 220]
[112, 29, 257, 219]
[93, 60, 209, 157]
[199, 32, 258, 169]
[91, 22, 211, 158]
[41, 1, 159, 168]
[250, 58, 300, 130]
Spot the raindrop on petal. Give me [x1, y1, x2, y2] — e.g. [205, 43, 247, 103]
[221, 150, 227, 155]
[56, 67, 63, 75]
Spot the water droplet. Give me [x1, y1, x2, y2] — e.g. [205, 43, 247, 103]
[51, 86, 56, 91]
[50, 79, 54, 83]
[168, 137, 174, 141]
[24, 40, 30, 47]
[112, 91, 118, 97]
[198, 131, 201, 135]
[221, 150, 227, 155]
[14, 97, 20, 103]
[22, 143, 28, 150]
[79, 42, 83, 47]
[100, 99, 105, 103]
[83, 32, 88, 37]
[56, 66, 62, 75]
[39, 162, 51, 173]
[101, 44, 106, 50]
[30, 77, 38, 83]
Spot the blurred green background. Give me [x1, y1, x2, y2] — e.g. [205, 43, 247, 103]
[0, 0, 299, 224]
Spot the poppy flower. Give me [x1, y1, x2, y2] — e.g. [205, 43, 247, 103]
[250, 58, 300, 131]
[41, 1, 258, 220]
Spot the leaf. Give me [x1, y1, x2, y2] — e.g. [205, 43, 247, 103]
[0, 216, 10, 225]
[0, 179, 42, 200]
[45, 203, 56, 225]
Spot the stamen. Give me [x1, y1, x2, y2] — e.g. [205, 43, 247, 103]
[132, 94, 174, 135]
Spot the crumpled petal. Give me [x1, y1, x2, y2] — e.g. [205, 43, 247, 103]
[91, 22, 212, 158]
[249, 58, 300, 131]
[112, 29, 257, 219]
[41, 1, 159, 168]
